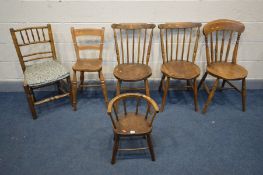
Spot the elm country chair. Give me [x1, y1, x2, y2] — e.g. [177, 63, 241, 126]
[71, 27, 108, 110]
[10, 24, 73, 119]
[107, 93, 159, 164]
[111, 23, 156, 97]
[158, 22, 202, 112]
[198, 19, 247, 113]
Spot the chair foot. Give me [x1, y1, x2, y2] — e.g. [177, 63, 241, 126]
[146, 134, 155, 161]
[111, 134, 119, 164]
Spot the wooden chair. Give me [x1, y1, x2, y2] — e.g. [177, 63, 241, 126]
[111, 23, 156, 97]
[158, 23, 202, 112]
[71, 27, 108, 110]
[198, 19, 247, 113]
[107, 93, 159, 164]
[10, 24, 73, 119]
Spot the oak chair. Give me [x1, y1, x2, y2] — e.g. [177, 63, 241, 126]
[158, 22, 202, 112]
[71, 27, 108, 110]
[111, 23, 156, 97]
[198, 19, 247, 113]
[107, 93, 159, 164]
[10, 24, 73, 119]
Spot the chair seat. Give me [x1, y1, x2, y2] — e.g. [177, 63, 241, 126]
[161, 60, 200, 79]
[24, 60, 69, 87]
[114, 113, 152, 135]
[72, 59, 102, 72]
[114, 63, 152, 82]
[207, 62, 248, 80]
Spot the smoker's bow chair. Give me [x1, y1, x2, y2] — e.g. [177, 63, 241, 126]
[111, 23, 156, 97]
[158, 22, 202, 112]
[71, 27, 108, 110]
[198, 19, 247, 113]
[10, 24, 73, 119]
[107, 93, 159, 164]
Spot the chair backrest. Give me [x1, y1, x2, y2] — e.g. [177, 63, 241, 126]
[203, 19, 245, 65]
[107, 93, 159, 129]
[10, 24, 57, 72]
[71, 27, 105, 60]
[111, 23, 156, 65]
[158, 22, 202, 63]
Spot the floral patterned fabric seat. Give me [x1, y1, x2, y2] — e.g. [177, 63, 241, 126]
[24, 60, 70, 87]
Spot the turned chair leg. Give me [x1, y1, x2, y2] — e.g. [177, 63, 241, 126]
[160, 77, 170, 112]
[219, 80, 226, 92]
[66, 76, 74, 109]
[24, 85, 37, 119]
[198, 72, 208, 90]
[186, 80, 191, 91]
[202, 78, 219, 113]
[193, 78, 199, 112]
[158, 74, 165, 92]
[56, 80, 62, 94]
[146, 134, 155, 161]
[242, 78, 246, 112]
[98, 71, 109, 107]
[144, 79, 150, 97]
[72, 70, 77, 111]
[111, 134, 119, 164]
[80, 71, 84, 92]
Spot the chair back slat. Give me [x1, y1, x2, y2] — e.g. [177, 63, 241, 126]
[203, 19, 245, 65]
[158, 22, 201, 64]
[112, 23, 155, 65]
[71, 27, 105, 60]
[10, 24, 56, 72]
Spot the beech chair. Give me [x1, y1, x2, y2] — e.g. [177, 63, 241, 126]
[10, 24, 73, 119]
[158, 22, 202, 112]
[71, 27, 108, 110]
[111, 23, 156, 97]
[107, 93, 159, 164]
[198, 19, 247, 113]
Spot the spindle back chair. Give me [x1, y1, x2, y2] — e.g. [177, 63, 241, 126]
[198, 19, 247, 113]
[111, 23, 156, 97]
[71, 27, 108, 110]
[158, 22, 202, 111]
[107, 93, 159, 164]
[10, 24, 72, 119]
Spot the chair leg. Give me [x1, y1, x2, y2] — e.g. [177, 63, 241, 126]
[115, 80, 122, 111]
[144, 79, 150, 97]
[242, 78, 246, 112]
[160, 77, 170, 112]
[198, 72, 208, 90]
[98, 70, 109, 107]
[111, 134, 119, 164]
[80, 71, 84, 92]
[158, 74, 165, 92]
[186, 80, 191, 91]
[219, 80, 226, 92]
[24, 85, 37, 119]
[72, 70, 77, 111]
[193, 78, 199, 112]
[66, 76, 74, 109]
[146, 134, 155, 161]
[56, 80, 62, 94]
[202, 78, 219, 113]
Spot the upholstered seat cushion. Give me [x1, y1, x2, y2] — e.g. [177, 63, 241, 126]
[24, 60, 70, 87]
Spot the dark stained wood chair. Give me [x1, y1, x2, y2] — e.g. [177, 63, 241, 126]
[158, 22, 202, 112]
[71, 27, 108, 110]
[107, 93, 159, 164]
[198, 19, 247, 113]
[111, 23, 156, 97]
[10, 24, 73, 119]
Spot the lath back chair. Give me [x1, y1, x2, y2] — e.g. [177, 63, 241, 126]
[111, 23, 156, 97]
[71, 27, 108, 110]
[198, 19, 247, 113]
[10, 24, 73, 119]
[158, 22, 202, 111]
[107, 93, 159, 164]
